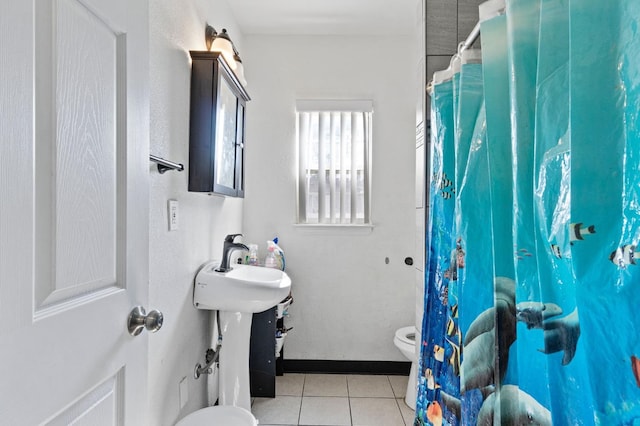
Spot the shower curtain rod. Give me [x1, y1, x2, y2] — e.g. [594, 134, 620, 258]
[426, 21, 480, 95]
[460, 22, 481, 52]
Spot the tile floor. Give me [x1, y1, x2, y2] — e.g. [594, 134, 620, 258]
[251, 374, 415, 426]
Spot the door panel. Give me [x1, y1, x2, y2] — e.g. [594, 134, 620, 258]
[0, 0, 149, 423]
[45, 370, 124, 425]
[35, 0, 122, 311]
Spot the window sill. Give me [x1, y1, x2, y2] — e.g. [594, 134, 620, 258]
[293, 223, 374, 235]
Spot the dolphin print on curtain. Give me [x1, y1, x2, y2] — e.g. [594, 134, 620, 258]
[415, 0, 640, 424]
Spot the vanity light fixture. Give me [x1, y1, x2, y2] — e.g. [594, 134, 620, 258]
[203, 24, 247, 87]
[205, 24, 217, 51]
[233, 51, 247, 87]
[210, 28, 237, 69]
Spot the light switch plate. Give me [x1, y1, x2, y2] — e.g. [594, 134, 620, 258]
[179, 376, 188, 409]
[168, 199, 179, 231]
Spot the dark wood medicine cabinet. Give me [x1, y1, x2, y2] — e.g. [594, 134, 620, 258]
[188, 51, 250, 197]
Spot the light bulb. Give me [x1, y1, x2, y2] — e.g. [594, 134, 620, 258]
[210, 29, 236, 69]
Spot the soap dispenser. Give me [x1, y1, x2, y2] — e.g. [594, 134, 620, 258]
[248, 244, 259, 265]
[264, 241, 278, 268]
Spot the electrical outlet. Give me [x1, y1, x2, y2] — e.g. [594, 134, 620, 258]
[168, 199, 179, 231]
[179, 376, 188, 409]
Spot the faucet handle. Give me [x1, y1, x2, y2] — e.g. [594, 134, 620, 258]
[224, 233, 243, 242]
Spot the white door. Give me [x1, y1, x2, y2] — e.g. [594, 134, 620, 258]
[0, 0, 150, 423]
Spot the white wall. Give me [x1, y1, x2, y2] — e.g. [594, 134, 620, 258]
[415, 0, 428, 360]
[242, 35, 417, 361]
[148, 1, 244, 424]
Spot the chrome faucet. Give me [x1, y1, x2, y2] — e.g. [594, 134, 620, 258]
[216, 234, 249, 273]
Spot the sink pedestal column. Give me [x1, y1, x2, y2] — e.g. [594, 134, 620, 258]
[218, 310, 253, 411]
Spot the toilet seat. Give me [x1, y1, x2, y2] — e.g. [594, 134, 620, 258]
[393, 325, 418, 411]
[175, 406, 257, 426]
[394, 326, 416, 346]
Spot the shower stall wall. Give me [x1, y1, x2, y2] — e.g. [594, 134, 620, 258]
[416, 0, 640, 424]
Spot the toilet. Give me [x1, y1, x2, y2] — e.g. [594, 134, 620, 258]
[393, 326, 418, 410]
[175, 406, 257, 426]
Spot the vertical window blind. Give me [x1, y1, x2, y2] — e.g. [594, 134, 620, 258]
[296, 100, 373, 224]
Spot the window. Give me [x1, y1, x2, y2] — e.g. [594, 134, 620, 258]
[296, 100, 372, 224]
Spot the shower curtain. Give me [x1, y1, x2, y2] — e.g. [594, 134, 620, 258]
[416, 0, 640, 424]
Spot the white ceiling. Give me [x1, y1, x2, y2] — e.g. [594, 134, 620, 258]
[226, 0, 417, 36]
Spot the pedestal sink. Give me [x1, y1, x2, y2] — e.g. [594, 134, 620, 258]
[193, 261, 291, 411]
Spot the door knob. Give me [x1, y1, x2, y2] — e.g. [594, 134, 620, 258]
[127, 306, 164, 336]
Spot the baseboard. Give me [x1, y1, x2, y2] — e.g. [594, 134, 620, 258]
[283, 360, 411, 376]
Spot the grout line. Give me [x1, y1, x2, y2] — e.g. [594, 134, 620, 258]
[345, 374, 350, 398]
[386, 375, 395, 398]
[456, 0, 460, 48]
[388, 375, 407, 425]
[297, 374, 306, 425]
[301, 373, 307, 396]
[394, 397, 408, 426]
[346, 375, 353, 426]
[348, 396, 397, 399]
[389, 375, 406, 400]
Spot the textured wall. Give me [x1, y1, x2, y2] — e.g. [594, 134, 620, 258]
[148, 1, 245, 424]
[426, 0, 485, 104]
[242, 35, 417, 362]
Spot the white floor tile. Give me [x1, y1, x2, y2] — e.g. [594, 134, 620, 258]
[252, 396, 301, 425]
[397, 398, 415, 425]
[347, 375, 395, 398]
[277, 373, 305, 396]
[350, 397, 405, 426]
[258, 373, 417, 425]
[388, 375, 409, 398]
[299, 396, 351, 426]
[303, 374, 348, 397]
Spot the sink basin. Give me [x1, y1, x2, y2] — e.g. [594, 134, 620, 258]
[194, 261, 291, 313]
[192, 260, 292, 411]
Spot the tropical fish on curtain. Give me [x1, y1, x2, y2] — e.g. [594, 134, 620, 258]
[415, 0, 640, 424]
[416, 65, 460, 426]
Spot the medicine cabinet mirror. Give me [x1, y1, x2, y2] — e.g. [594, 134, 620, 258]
[188, 51, 250, 197]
